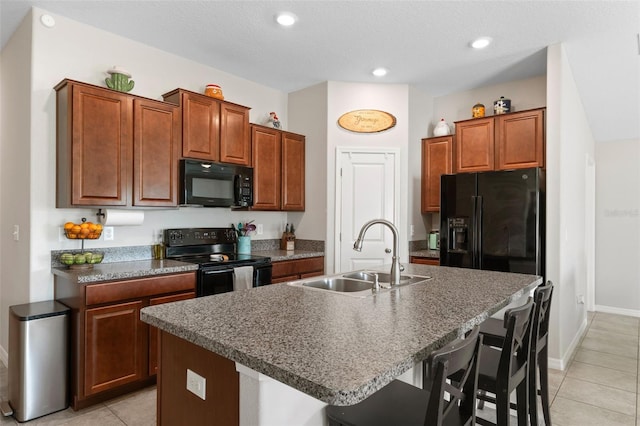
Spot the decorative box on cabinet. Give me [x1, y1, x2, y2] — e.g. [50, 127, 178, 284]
[421, 136, 453, 213]
[251, 124, 305, 211]
[55, 79, 180, 208]
[54, 271, 196, 410]
[454, 107, 545, 173]
[163, 89, 251, 165]
[271, 256, 324, 283]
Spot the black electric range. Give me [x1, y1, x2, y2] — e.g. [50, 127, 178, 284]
[164, 228, 272, 296]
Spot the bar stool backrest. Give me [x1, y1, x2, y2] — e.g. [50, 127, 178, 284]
[500, 298, 535, 384]
[424, 326, 482, 426]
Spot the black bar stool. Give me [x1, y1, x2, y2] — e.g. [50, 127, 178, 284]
[480, 281, 554, 425]
[473, 297, 535, 426]
[326, 326, 482, 426]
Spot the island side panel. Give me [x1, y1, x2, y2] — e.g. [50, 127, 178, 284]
[158, 330, 239, 425]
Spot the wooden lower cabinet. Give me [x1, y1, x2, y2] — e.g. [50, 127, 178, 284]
[410, 256, 439, 266]
[158, 331, 239, 426]
[271, 256, 324, 283]
[84, 301, 146, 396]
[55, 271, 196, 410]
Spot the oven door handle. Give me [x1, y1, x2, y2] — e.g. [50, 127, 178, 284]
[203, 269, 232, 275]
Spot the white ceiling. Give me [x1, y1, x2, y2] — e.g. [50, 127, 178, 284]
[1, 1, 639, 142]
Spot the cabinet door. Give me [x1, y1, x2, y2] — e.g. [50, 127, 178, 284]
[281, 132, 305, 211]
[133, 99, 181, 206]
[181, 92, 220, 161]
[84, 301, 146, 396]
[495, 109, 545, 170]
[70, 84, 132, 206]
[251, 125, 281, 210]
[148, 291, 195, 376]
[410, 256, 439, 265]
[455, 117, 494, 172]
[421, 136, 453, 213]
[220, 102, 251, 165]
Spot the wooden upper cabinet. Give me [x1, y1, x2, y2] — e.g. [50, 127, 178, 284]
[133, 99, 180, 206]
[421, 136, 453, 213]
[163, 89, 251, 165]
[180, 91, 220, 161]
[220, 102, 251, 165]
[251, 125, 281, 210]
[495, 108, 545, 170]
[455, 117, 494, 172]
[56, 81, 132, 207]
[251, 125, 305, 211]
[454, 107, 545, 173]
[281, 131, 305, 211]
[55, 79, 179, 208]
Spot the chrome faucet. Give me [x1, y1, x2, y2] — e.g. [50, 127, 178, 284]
[353, 219, 401, 286]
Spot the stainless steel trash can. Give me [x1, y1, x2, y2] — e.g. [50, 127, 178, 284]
[8, 301, 69, 422]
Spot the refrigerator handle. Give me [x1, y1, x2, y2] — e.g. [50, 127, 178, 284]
[476, 196, 483, 270]
[471, 196, 478, 268]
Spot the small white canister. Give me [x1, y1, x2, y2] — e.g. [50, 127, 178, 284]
[433, 118, 451, 137]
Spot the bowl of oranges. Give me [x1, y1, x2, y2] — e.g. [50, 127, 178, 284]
[63, 219, 103, 239]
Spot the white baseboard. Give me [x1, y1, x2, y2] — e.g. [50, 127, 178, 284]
[594, 304, 640, 318]
[547, 316, 588, 371]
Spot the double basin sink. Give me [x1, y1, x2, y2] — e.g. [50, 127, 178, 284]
[289, 270, 432, 297]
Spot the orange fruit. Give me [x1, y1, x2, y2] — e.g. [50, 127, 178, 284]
[72, 225, 82, 234]
[80, 222, 90, 229]
[95, 224, 103, 232]
[89, 223, 98, 231]
[64, 222, 74, 230]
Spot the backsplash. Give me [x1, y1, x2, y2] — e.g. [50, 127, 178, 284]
[51, 239, 325, 267]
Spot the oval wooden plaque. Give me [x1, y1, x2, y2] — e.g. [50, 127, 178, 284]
[337, 109, 397, 133]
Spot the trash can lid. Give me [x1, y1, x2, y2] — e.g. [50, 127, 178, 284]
[10, 300, 70, 321]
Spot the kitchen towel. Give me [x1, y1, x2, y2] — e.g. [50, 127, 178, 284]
[233, 266, 254, 291]
[98, 209, 144, 226]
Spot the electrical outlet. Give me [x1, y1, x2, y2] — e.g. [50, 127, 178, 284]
[103, 226, 114, 241]
[257, 224, 263, 235]
[12, 225, 19, 241]
[186, 369, 206, 400]
[410, 225, 415, 236]
[576, 294, 585, 305]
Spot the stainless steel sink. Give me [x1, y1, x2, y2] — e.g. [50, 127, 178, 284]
[289, 270, 433, 297]
[303, 278, 372, 292]
[342, 271, 425, 285]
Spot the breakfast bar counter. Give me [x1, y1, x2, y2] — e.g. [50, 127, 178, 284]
[141, 264, 540, 424]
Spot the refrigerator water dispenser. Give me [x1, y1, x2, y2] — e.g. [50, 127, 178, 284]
[448, 217, 469, 252]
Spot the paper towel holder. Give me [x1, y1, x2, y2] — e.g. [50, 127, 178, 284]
[96, 209, 105, 222]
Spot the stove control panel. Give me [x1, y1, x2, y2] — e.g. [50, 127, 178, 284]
[164, 228, 236, 246]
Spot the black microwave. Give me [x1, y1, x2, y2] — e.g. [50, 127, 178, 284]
[179, 159, 253, 208]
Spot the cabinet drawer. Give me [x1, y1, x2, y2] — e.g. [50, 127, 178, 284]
[86, 272, 196, 305]
[272, 257, 324, 279]
[410, 256, 439, 266]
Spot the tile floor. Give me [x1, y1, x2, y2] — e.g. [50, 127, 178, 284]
[0, 311, 637, 425]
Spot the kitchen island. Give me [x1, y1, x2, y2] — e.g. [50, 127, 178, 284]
[141, 264, 541, 425]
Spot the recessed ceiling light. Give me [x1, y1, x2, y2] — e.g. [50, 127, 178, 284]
[276, 12, 297, 27]
[470, 37, 492, 49]
[40, 14, 55, 28]
[372, 68, 388, 77]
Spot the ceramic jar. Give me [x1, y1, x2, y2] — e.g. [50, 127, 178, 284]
[493, 96, 511, 114]
[433, 118, 451, 137]
[205, 84, 224, 100]
[472, 102, 485, 118]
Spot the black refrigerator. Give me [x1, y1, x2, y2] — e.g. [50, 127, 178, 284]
[440, 167, 545, 277]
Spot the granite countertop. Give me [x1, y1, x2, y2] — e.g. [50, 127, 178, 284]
[253, 249, 324, 262]
[140, 264, 540, 406]
[410, 249, 440, 259]
[51, 259, 198, 284]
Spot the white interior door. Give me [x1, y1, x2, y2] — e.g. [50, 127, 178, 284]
[336, 149, 399, 273]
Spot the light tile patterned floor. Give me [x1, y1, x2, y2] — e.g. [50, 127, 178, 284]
[0, 311, 637, 425]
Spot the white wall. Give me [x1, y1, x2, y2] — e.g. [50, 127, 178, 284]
[595, 139, 640, 314]
[325, 82, 410, 273]
[408, 86, 434, 242]
[546, 43, 595, 369]
[287, 83, 328, 241]
[0, 7, 292, 356]
[0, 9, 33, 364]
